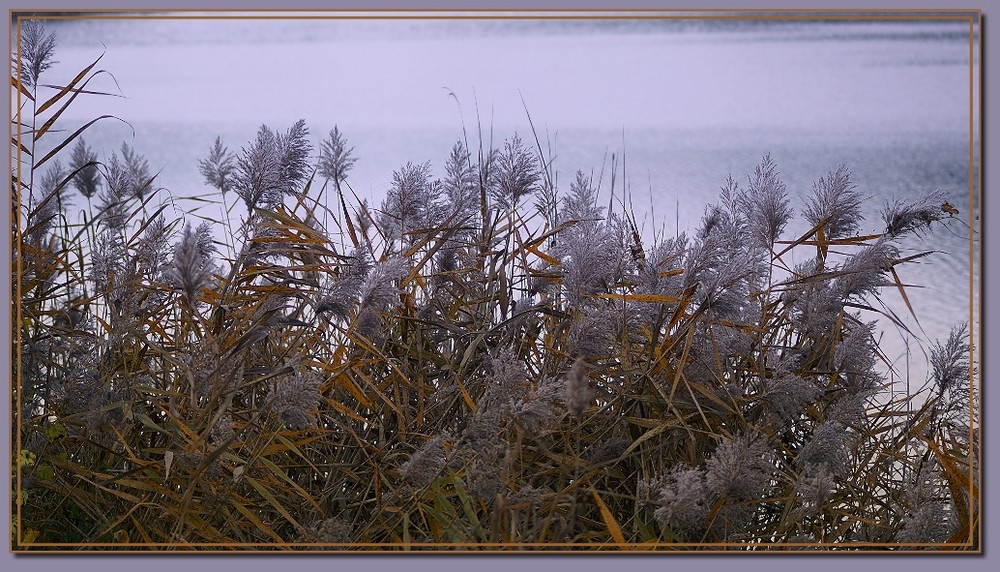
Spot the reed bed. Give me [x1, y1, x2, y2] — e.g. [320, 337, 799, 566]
[10, 21, 979, 551]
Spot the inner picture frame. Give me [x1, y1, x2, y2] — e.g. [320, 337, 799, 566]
[9, 8, 982, 552]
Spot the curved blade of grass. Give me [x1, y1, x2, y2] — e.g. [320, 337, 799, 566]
[339, 187, 360, 249]
[230, 498, 285, 543]
[35, 48, 106, 115]
[590, 485, 628, 547]
[33, 114, 132, 171]
[40, 82, 126, 98]
[243, 474, 304, 532]
[94, 500, 146, 541]
[11, 74, 33, 101]
[621, 417, 683, 458]
[773, 216, 833, 259]
[921, 436, 975, 534]
[447, 473, 487, 543]
[349, 366, 400, 417]
[12, 135, 31, 157]
[888, 266, 919, 325]
[258, 457, 323, 513]
[35, 69, 120, 141]
[524, 242, 560, 266]
[332, 371, 374, 409]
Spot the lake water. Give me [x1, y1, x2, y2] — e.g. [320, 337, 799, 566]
[24, 15, 981, 388]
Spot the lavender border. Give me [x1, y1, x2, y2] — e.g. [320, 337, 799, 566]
[1, 0, 992, 570]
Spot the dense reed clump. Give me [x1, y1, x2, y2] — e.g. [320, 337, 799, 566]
[11, 22, 979, 551]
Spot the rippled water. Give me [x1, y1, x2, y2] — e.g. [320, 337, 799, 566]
[26, 15, 980, 386]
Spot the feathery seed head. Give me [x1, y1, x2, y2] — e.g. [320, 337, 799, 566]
[555, 213, 630, 308]
[561, 170, 603, 225]
[566, 306, 617, 358]
[882, 192, 948, 238]
[199, 136, 235, 194]
[740, 154, 792, 248]
[834, 238, 897, 300]
[490, 134, 541, 210]
[506, 485, 552, 507]
[510, 377, 564, 434]
[803, 165, 864, 240]
[399, 433, 450, 488]
[353, 257, 408, 339]
[464, 436, 505, 500]
[761, 375, 823, 422]
[315, 276, 362, 323]
[209, 414, 236, 445]
[277, 119, 312, 193]
[97, 152, 134, 231]
[795, 463, 837, 517]
[18, 20, 57, 88]
[27, 161, 67, 246]
[89, 231, 127, 294]
[51, 355, 101, 416]
[120, 142, 153, 199]
[69, 138, 101, 199]
[797, 421, 850, 474]
[318, 125, 357, 185]
[481, 349, 529, 412]
[315, 250, 369, 321]
[378, 161, 445, 244]
[134, 215, 170, 280]
[651, 465, 711, 539]
[163, 223, 218, 304]
[586, 437, 632, 465]
[564, 357, 593, 419]
[233, 120, 312, 210]
[825, 392, 869, 429]
[897, 462, 957, 544]
[359, 257, 408, 311]
[705, 432, 773, 500]
[380, 163, 421, 239]
[443, 141, 479, 229]
[930, 323, 969, 397]
[834, 321, 884, 394]
[234, 125, 279, 209]
[268, 371, 323, 430]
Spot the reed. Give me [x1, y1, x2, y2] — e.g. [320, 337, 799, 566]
[11, 21, 978, 551]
